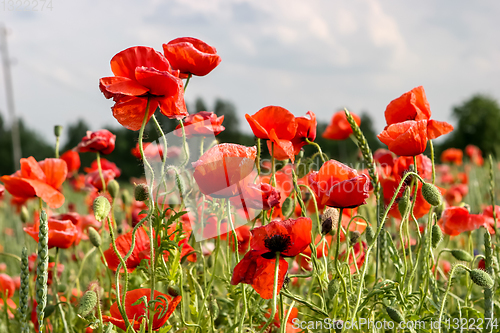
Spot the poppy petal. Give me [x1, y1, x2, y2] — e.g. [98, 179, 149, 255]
[99, 76, 149, 97]
[22, 179, 65, 208]
[246, 106, 297, 141]
[281, 217, 312, 257]
[269, 129, 295, 162]
[112, 96, 158, 131]
[156, 81, 189, 119]
[427, 120, 454, 139]
[134, 66, 180, 96]
[38, 158, 68, 190]
[20, 156, 46, 182]
[110, 46, 170, 80]
[251, 256, 288, 299]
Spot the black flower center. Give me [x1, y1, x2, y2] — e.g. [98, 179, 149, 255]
[261, 234, 291, 259]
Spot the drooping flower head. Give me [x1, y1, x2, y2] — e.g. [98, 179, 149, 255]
[174, 111, 225, 138]
[100, 46, 188, 130]
[0, 157, 67, 209]
[163, 37, 222, 77]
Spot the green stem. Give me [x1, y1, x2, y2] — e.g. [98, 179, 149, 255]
[438, 264, 469, 333]
[259, 252, 281, 333]
[306, 138, 326, 163]
[96, 152, 106, 192]
[52, 248, 69, 333]
[184, 73, 192, 91]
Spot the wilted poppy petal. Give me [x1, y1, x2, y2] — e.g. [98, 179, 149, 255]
[427, 120, 454, 139]
[110, 46, 170, 80]
[112, 96, 158, 131]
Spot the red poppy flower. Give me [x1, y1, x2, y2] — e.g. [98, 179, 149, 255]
[100, 46, 188, 131]
[60, 150, 81, 176]
[174, 111, 225, 138]
[69, 174, 86, 192]
[0, 274, 15, 298]
[465, 144, 484, 166]
[103, 227, 150, 272]
[84, 158, 122, 178]
[192, 143, 257, 198]
[77, 130, 116, 155]
[85, 169, 116, 192]
[251, 217, 312, 258]
[392, 154, 433, 182]
[441, 148, 463, 165]
[374, 149, 395, 177]
[230, 183, 281, 211]
[0, 157, 67, 209]
[444, 184, 468, 206]
[483, 205, 500, 219]
[225, 225, 252, 255]
[378, 87, 453, 156]
[231, 250, 289, 299]
[163, 37, 222, 77]
[309, 160, 370, 208]
[131, 142, 164, 160]
[260, 166, 294, 209]
[268, 111, 317, 160]
[102, 288, 181, 331]
[322, 110, 360, 140]
[246, 106, 298, 161]
[438, 206, 489, 236]
[24, 218, 79, 249]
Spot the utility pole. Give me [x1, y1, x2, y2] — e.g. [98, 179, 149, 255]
[0, 24, 22, 170]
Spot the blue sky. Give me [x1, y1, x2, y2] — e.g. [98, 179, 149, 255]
[1, 0, 499, 143]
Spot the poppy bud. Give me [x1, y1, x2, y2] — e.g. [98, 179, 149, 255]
[398, 187, 411, 216]
[168, 285, 180, 297]
[107, 179, 120, 199]
[470, 269, 494, 289]
[322, 208, 339, 234]
[450, 249, 473, 262]
[44, 304, 56, 318]
[328, 279, 340, 300]
[349, 230, 361, 245]
[459, 202, 471, 212]
[431, 224, 443, 248]
[281, 197, 294, 218]
[57, 284, 67, 293]
[365, 225, 375, 246]
[20, 206, 29, 223]
[435, 201, 446, 220]
[210, 299, 219, 320]
[422, 183, 442, 206]
[134, 183, 149, 202]
[77, 290, 98, 318]
[54, 125, 63, 138]
[87, 227, 101, 248]
[93, 196, 111, 222]
[121, 189, 132, 206]
[386, 306, 404, 323]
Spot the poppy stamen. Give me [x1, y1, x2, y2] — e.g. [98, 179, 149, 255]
[262, 234, 291, 258]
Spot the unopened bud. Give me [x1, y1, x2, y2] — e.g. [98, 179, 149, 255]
[349, 231, 361, 245]
[87, 227, 101, 247]
[54, 125, 63, 137]
[386, 306, 404, 323]
[210, 299, 219, 320]
[134, 183, 149, 202]
[398, 187, 411, 216]
[435, 201, 446, 220]
[168, 285, 180, 297]
[93, 196, 111, 222]
[470, 269, 494, 289]
[451, 249, 473, 262]
[78, 290, 98, 318]
[422, 183, 442, 206]
[431, 224, 443, 248]
[328, 279, 340, 300]
[107, 179, 120, 199]
[20, 206, 29, 223]
[44, 304, 56, 318]
[121, 189, 132, 206]
[365, 225, 376, 246]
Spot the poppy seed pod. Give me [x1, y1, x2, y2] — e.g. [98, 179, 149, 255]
[93, 196, 111, 222]
[451, 249, 473, 262]
[107, 179, 120, 199]
[54, 125, 63, 137]
[77, 290, 98, 318]
[322, 208, 339, 233]
[386, 306, 404, 323]
[349, 230, 361, 245]
[422, 183, 442, 206]
[20, 206, 30, 223]
[470, 269, 494, 289]
[431, 224, 443, 248]
[87, 227, 101, 248]
[168, 285, 180, 297]
[134, 183, 149, 202]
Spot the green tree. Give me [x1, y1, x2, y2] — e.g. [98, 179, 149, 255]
[440, 94, 500, 156]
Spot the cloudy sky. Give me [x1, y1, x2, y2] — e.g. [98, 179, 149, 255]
[1, 0, 500, 143]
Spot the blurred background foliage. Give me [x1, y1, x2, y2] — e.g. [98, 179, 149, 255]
[0, 94, 498, 180]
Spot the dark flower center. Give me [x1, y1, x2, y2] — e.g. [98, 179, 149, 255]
[261, 234, 291, 259]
